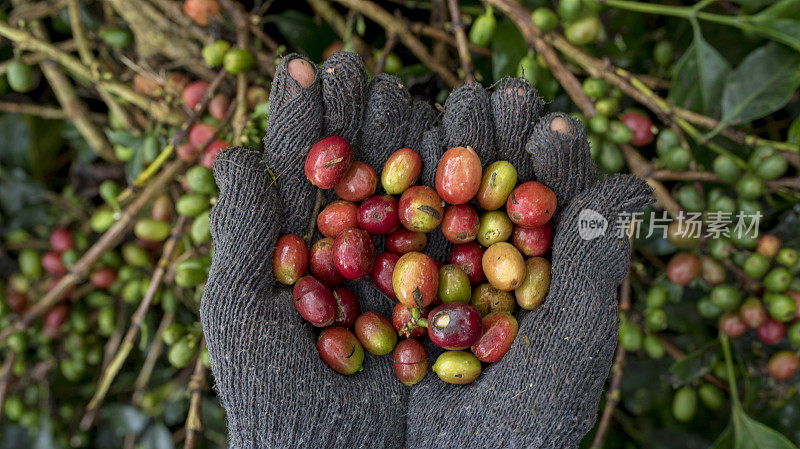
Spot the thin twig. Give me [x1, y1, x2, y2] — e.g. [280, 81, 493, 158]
[183, 338, 207, 449]
[0, 101, 104, 121]
[375, 31, 398, 73]
[0, 352, 16, 425]
[80, 215, 189, 430]
[446, 0, 473, 83]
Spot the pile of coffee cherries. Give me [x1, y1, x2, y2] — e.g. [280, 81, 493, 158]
[272, 135, 556, 385]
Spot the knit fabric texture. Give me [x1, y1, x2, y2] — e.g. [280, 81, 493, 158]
[200, 51, 653, 449]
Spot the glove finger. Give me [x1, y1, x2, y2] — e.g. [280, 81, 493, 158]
[419, 125, 444, 189]
[527, 112, 597, 207]
[263, 53, 324, 234]
[321, 51, 368, 144]
[442, 83, 495, 165]
[360, 74, 411, 171]
[203, 147, 280, 325]
[490, 77, 544, 182]
[404, 100, 439, 150]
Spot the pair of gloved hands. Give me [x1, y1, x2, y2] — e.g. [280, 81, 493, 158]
[199, 52, 652, 448]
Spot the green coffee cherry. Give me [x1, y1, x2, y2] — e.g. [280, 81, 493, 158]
[764, 267, 791, 292]
[767, 293, 796, 322]
[62, 250, 78, 268]
[564, 16, 602, 46]
[163, 323, 185, 345]
[599, 142, 624, 173]
[531, 7, 559, 31]
[607, 121, 632, 144]
[469, 7, 497, 47]
[708, 195, 736, 215]
[644, 308, 667, 331]
[776, 248, 799, 267]
[675, 185, 704, 212]
[710, 284, 742, 312]
[754, 154, 787, 180]
[712, 155, 741, 183]
[788, 322, 800, 347]
[558, 0, 582, 21]
[190, 211, 211, 244]
[698, 383, 725, 410]
[169, 335, 198, 368]
[122, 243, 151, 268]
[743, 253, 770, 279]
[91, 208, 116, 233]
[643, 334, 665, 359]
[185, 165, 217, 194]
[618, 319, 642, 351]
[176, 193, 210, 217]
[100, 28, 133, 48]
[594, 98, 618, 117]
[175, 258, 208, 287]
[202, 40, 231, 66]
[60, 357, 86, 382]
[223, 49, 255, 75]
[517, 53, 538, 85]
[661, 147, 691, 171]
[653, 41, 674, 66]
[582, 78, 609, 99]
[588, 114, 609, 134]
[18, 249, 42, 279]
[656, 130, 680, 156]
[646, 285, 668, 309]
[99, 180, 120, 206]
[97, 305, 116, 337]
[735, 174, 765, 200]
[697, 297, 721, 319]
[672, 387, 697, 422]
[7, 61, 34, 93]
[114, 144, 135, 162]
[134, 218, 171, 242]
[4, 395, 24, 421]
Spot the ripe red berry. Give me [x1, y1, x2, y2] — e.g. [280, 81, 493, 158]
[181, 80, 209, 110]
[756, 319, 786, 345]
[50, 227, 74, 252]
[90, 267, 118, 289]
[620, 111, 654, 147]
[304, 136, 354, 189]
[506, 182, 556, 227]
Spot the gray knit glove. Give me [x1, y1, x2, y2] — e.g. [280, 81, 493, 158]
[200, 52, 652, 449]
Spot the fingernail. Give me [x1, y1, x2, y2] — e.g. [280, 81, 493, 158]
[549, 117, 570, 135]
[288, 58, 316, 88]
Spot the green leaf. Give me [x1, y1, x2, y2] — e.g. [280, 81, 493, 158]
[669, 340, 718, 383]
[718, 43, 800, 126]
[263, 11, 336, 62]
[732, 406, 799, 449]
[748, 0, 800, 52]
[710, 425, 733, 449]
[669, 28, 731, 117]
[491, 20, 527, 83]
[140, 423, 175, 449]
[100, 405, 148, 436]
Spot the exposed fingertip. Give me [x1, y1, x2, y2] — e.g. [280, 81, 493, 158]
[287, 58, 316, 88]
[549, 116, 571, 135]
